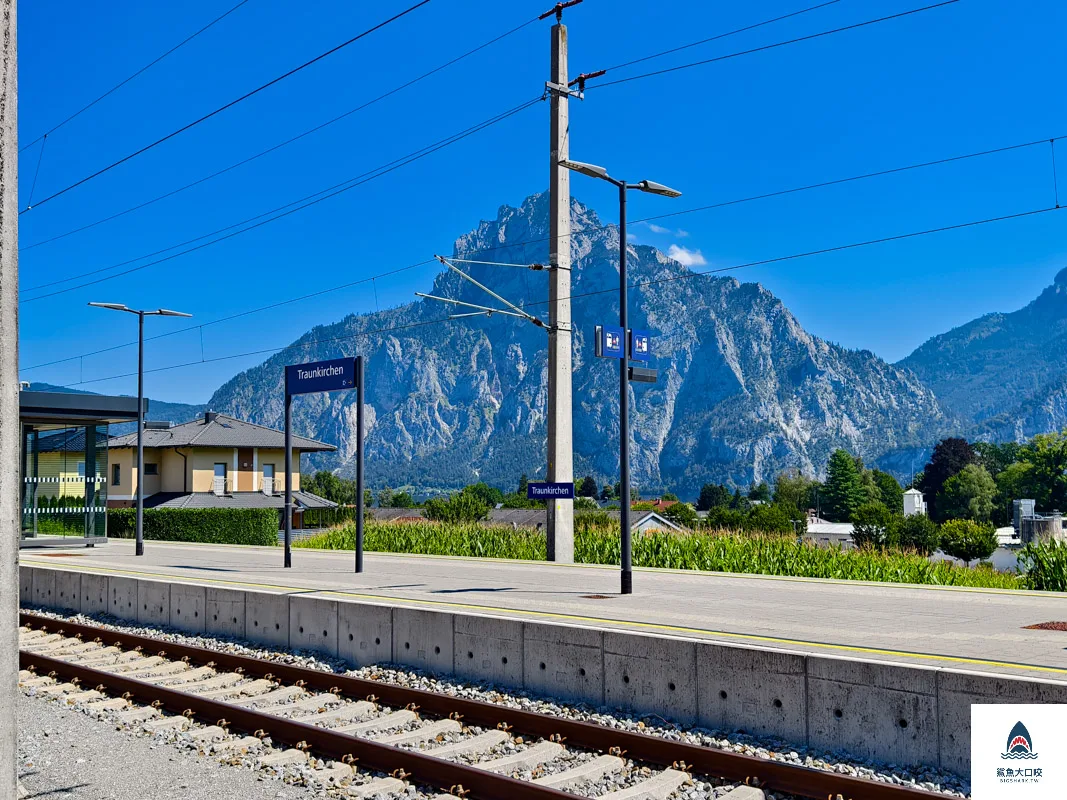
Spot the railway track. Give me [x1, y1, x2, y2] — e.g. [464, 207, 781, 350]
[18, 612, 943, 800]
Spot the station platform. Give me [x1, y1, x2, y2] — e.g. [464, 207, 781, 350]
[20, 538, 1067, 682]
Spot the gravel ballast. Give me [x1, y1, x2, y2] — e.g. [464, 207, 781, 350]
[22, 606, 971, 798]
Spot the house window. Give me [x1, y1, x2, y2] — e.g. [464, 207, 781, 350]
[112, 464, 120, 486]
[144, 463, 159, 476]
[77, 462, 85, 478]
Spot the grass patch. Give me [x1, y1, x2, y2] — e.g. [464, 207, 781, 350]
[296, 520, 1024, 590]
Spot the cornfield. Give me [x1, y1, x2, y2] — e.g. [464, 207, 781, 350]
[295, 520, 1025, 590]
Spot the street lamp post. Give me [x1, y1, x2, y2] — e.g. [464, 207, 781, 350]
[559, 160, 680, 594]
[89, 303, 192, 556]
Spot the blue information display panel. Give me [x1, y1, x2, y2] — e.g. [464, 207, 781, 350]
[527, 481, 575, 500]
[630, 329, 651, 362]
[286, 357, 357, 395]
[595, 325, 626, 359]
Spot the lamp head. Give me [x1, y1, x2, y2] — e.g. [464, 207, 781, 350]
[635, 180, 681, 198]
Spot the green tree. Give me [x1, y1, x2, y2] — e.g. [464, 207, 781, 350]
[462, 482, 504, 508]
[939, 463, 996, 521]
[1019, 431, 1067, 511]
[745, 503, 797, 535]
[376, 486, 394, 509]
[696, 483, 731, 511]
[823, 449, 864, 522]
[871, 470, 904, 516]
[363, 488, 373, 508]
[773, 469, 816, 512]
[662, 502, 698, 528]
[517, 474, 529, 495]
[703, 507, 747, 530]
[973, 440, 1022, 478]
[939, 519, 998, 564]
[748, 481, 772, 502]
[920, 438, 976, 520]
[577, 476, 598, 498]
[388, 490, 416, 509]
[729, 488, 750, 511]
[851, 501, 893, 548]
[889, 513, 940, 555]
[574, 496, 599, 510]
[661, 492, 679, 502]
[423, 491, 489, 523]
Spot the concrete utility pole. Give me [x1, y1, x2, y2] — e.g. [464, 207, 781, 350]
[0, 1, 18, 795]
[545, 1, 578, 563]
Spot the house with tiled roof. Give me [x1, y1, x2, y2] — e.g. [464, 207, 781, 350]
[107, 411, 336, 512]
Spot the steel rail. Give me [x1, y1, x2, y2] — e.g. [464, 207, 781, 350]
[20, 612, 940, 800]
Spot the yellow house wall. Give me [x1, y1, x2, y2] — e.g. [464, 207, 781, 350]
[31, 451, 96, 499]
[107, 445, 305, 496]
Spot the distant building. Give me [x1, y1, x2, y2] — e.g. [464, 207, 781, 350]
[903, 488, 927, 517]
[107, 411, 336, 516]
[1012, 499, 1065, 544]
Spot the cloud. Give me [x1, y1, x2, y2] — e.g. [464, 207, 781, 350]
[626, 233, 639, 242]
[675, 229, 690, 238]
[667, 244, 707, 267]
[646, 223, 671, 234]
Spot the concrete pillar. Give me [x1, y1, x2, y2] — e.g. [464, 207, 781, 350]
[546, 20, 574, 563]
[0, 2, 19, 796]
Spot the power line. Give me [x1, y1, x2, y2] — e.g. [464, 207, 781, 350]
[589, 0, 961, 90]
[19, 0, 253, 154]
[19, 12, 541, 254]
[20, 0, 434, 214]
[24, 130, 1063, 366]
[18, 95, 542, 301]
[42, 203, 1066, 390]
[599, 0, 842, 74]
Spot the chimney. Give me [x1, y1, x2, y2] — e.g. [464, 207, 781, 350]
[204, 411, 218, 424]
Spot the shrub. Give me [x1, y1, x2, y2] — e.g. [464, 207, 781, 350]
[662, 502, 698, 528]
[851, 502, 892, 548]
[890, 514, 940, 554]
[423, 492, 488, 523]
[574, 496, 599, 510]
[939, 519, 998, 564]
[108, 507, 278, 546]
[1019, 539, 1067, 592]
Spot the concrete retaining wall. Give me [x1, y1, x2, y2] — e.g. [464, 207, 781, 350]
[21, 564, 1067, 777]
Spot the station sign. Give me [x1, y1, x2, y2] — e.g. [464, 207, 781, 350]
[629, 329, 651, 362]
[527, 481, 575, 500]
[595, 325, 625, 359]
[285, 357, 357, 395]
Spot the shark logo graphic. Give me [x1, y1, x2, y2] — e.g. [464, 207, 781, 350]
[1002, 721, 1039, 760]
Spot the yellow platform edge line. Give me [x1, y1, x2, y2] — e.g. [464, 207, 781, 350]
[22, 559, 1067, 677]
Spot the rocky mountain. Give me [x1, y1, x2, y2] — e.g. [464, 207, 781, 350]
[207, 192, 944, 498]
[900, 268, 1067, 442]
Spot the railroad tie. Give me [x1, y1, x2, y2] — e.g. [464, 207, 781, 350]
[598, 768, 690, 800]
[121, 660, 190, 679]
[718, 787, 765, 799]
[257, 748, 308, 768]
[211, 736, 263, 755]
[533, 755, 626, 790]
[84, 697, 130, 712]
[116, 707, 160, 724]
[476, 740, 565, 773]
[188, 725, 229, 743]
[36, 682, 80, 697]
[333, 709, 416, 735]
[347, 778, 406, 798]
[198, 678, 276, 700]
[291, 698, 372, 723]
[310, 762, 354, 786]
[18, 676, 56, 689]
[373, 718, 462, 746]
[64, 690, 105, 705]
[143, 715, 191, 733]
[229, 685, 305, 708]
[423, 729, 509, 759]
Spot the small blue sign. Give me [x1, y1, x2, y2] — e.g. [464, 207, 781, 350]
[286, 357, 357, 396]
[630, 329, 651, 362]
[596, 325, 625, 359]
[527, 481, 575, 500]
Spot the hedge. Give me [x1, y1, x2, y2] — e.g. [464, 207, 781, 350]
[108, 507, 278, 546]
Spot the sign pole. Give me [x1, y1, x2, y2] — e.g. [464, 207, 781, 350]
[355, 355, 365, 573]
[283, 370, 293, 569]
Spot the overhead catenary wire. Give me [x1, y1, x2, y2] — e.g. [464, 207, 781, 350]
[588, 0, 962, 91]
[598, 0, 842, 74]
[18, 0, 253, 154]
[23, 130, 1065, 369]
[19, 12, 542, 253]
[19, 95, 542, 301]
[19, 0, 434, 214]
[42, 202, 1067, 390]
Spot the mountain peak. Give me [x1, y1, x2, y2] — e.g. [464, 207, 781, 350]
[1054, 266, 1067, 287]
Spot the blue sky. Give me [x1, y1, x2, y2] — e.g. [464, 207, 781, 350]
[17, 0, 1067, 404]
